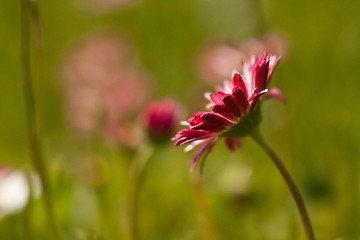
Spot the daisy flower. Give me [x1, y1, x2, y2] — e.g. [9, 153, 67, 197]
[173, 52, 315, 240]
[172, 52, 284, 171]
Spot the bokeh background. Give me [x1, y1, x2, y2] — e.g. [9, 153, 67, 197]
[1, 0, 360, 239]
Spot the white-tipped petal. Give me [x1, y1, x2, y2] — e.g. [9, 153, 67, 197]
[259, 89, 269, 94]
[204, 92, 212, 101]
[180, 121, 190, 126]
[184, 144, 196, 152]
[232, 69, 239, 76]
[205, 102, 214, 109]
[184, 139, 206, 152]
[223, 80, 232, 94]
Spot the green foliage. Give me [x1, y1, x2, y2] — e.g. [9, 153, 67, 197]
[0, 0, 359, 239]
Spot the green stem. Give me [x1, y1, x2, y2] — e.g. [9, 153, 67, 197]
[124, 144, 154, 240]
[23, 167, 34, 240]
[191, 173, 219, 240]
[20, 0, 58, 239]
[29, 0, 44, 116]
[249, 127, 315, 240]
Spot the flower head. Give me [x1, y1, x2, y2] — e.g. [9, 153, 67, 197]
[143, 99, 181, 143]
[198, 32, 290, 83]
[0, 165, 41, 218]
[60, 32, 152, 147]
[172, 53, 284, 171]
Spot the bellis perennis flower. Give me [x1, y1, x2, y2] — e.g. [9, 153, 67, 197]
[172, 53, 285, 171]
[143, 99, 181, 143]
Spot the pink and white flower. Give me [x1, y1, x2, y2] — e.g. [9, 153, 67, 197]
[172, 53, 284, 171]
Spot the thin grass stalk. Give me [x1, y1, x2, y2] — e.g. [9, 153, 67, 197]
[20, 0, 58, 239]
[191, 173, 219, 240]
[123, 144, 153, 240]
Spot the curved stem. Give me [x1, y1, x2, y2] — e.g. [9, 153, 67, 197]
[124, 144, 154, 240]
[20, 0, 58, 239]
[250, 127, 315, 240]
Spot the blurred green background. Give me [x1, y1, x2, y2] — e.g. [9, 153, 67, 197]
[1, 0, 360, 239]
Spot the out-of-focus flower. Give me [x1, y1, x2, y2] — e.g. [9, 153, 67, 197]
[198, 32, 290, 83]
[173, 53, 284, 171]
[198, 43, 243, 83]
[103, 69, 152, 124]
[101, 69, 152, 147]
[237, 32, 290, 62]
[104, 122, 141, 148]
[142, 99, 181, 143]
[0, 165, 41, 218]
[60, 32, 152, 147]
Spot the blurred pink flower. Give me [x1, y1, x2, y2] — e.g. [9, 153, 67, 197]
[173, 53, 284, 171]
[142, 99, 181, 142]
[198, 44, 243, 83]
[237, 32, 290, 61]
[104, 121, 141, 148]
[198, 32, 290, 83]
[103, 69, 152, 124]
[60, 32, 152, 146]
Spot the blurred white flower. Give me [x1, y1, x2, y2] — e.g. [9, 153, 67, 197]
[0, 168, 41, 218]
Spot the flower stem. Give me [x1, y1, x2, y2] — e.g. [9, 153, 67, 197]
[29, 0, 44, 114]
[20, 0, 58, 239]
[23, 168, 34, 240]
[124, 144, 154, 240]
[191, 173, 219, 240]
[249, 127, 315, 240]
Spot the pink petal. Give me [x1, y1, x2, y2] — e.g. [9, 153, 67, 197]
[200, 112, 234, 126]
[194, 111, 207, 118]
[253, 56, 269, 92]
[174, 135, 212, 146]
[249, 89, 268, 112]
[232, 73, 249, 100]
[222, 94, 242, 117]
[225, 137, 242, 152]
[187, 117, 201, 126]
[216, 91, 227, 99]
[172, 129, 212, 140]
[211, 104, 237, 122]
[191, 121, 228, 132]
[210, 94, 222, 105]
[267, 55, 281, 83]
[173, 129, 214, 146]
[232, 87, 249, 115]
[190, 138, 216, 172]
[187, 111, 208, 126]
